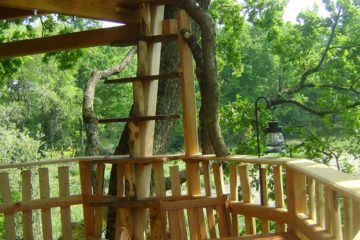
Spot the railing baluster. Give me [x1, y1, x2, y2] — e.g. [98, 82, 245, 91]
[332, 192, 342, 240]
[343, 196, 353, 240]
[353, 200, 360, 239]
[213, 162, 224, 197]
[307, 177, 316, 222]
[315, 182, 325, 229]
[202, 161, 212, 197]
[170, 166, 187, 238]
[273, 165, 285, 232]
[202, 161, 216, 238]
[0, 172, 16, 240]
[238, 164, 255, 235]
[39, 168, 53, 240]
[93, 163, 105, 238]
[58, 166, 73, 240]
[151, 162, 166, 240]
[22, 170, 33, 240]
[325, 187, 333, 235]
[260, 166, 269, 234]
[229, 164, 238, 236]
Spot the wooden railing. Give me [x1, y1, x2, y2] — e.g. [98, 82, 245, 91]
[0, 154, 359, 239]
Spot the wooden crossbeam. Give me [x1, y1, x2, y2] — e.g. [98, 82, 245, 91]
[117, 0, 176, 8]
[98, 114, 180, 124]
[0, 6, 46, 20]
[0, 25, 140, 58]
[0, 0, 139, 23]
[104, 71, 180, 84]
[112, 33, 178, 47]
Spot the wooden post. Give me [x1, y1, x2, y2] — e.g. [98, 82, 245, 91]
[131, 3, 164, 239]
[260, 166, 269, 234]
[324, 187, 333, 235]
[0, 172, 16, 240]
[332, 192, 342, 240]
[352, 200, 360, 239]
[169, 166, 187, 238]
[213, 162, 224, 197]
[22, 170, 33, 240]
[286, 167, 306, 232]
[238, 164, 255, 235]
[273, 165, 285, 232]
[39, 168, 53, 240]
[315, 182, 325, 229]
[343, 196, 353, 240]
[79, 162, 94, 238]
[178, 9, 200, 196]
[58, 166, 73, 240]
[229, 164, 238, 236]
[93, 163, 105, 238]
[307, 177, 316, 221]
[150, 162, 166, 239]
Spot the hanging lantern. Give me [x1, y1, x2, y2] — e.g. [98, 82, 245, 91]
[264, 121, 286, 153]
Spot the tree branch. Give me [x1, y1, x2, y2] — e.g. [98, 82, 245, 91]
[285, 82, 360, 95]
[298, 8, 342, 87]
[271, 98, 360, 116]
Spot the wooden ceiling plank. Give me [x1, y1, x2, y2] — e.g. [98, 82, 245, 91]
[0, 6, 47, 20]
[0, 24, 140, 58]
[0, 0, 139, 23]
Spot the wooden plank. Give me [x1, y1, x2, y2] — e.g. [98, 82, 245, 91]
[104, 71, 180, 84]
[0, 6, 46, 20]
[273, 165, 285, 233]
[177, 9, 199, 156]
[216, 205, 230, 237]
[169, 166, 187, 238]
[112, 33, 178, 46]
[229, 164, 238, 236]
[160, 197, 226, 211]
[0, 0, 139, 23]
[353, 200, 360, 239]
[79, 162, 95, 238]
[184, 154, 288, 165]
[343, 196, 353, 240]
[98, 114, 179, 124]
[260, 166, 269, 234]
[316, 182, 325, 229]
[0, 195, 83, 214]
[0, 154, 184, 170]
[187, 208, 200, 240]
[286, 159, 360, 202]
[118, 0, 177, 7]
[151, 163, 165, 240]
[229, 203, 288, 224]
[238, 164, 255, 235]
[93, 163, 105, 238]
[307, 177, 316, 221]
[324, 187, 333, 235]
[21, 170, 33, 240]
[39, 168, 53, 240]
[332, 192, 342, 240]
[0, 172, 16, 240]
[197, 208, 207, 239]
[0, 25, 140, 59]
[213, 163, 224, 197]
[58, 166, 73, 240]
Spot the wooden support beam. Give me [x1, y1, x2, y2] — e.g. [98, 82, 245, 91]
[0, 0, 139, 23]
[117, 0, 176, 8]
[104, 71, 180, 84]
[112, 33, 178, 46]
[0, 6, 46, 20]
[0, 25, 140, 59]
[98, 114, 179, 124]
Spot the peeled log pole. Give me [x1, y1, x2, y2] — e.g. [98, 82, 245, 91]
[82, 47, 136, 156]
[178, 0, 229, 156]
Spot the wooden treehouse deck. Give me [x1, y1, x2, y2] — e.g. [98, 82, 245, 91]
[1, 154, 360, 239]
[0, 0, 360, 240]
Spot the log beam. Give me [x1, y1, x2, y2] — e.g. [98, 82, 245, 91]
[0, 25, 140, 58]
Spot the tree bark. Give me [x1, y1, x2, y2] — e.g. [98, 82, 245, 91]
[178, 0, 229, 156]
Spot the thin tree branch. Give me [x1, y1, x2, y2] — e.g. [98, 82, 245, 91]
[285, 83, 360, 95]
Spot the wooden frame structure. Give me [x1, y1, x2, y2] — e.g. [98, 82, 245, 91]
[0, 1, 359, 240]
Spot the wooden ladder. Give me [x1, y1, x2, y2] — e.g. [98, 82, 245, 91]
[80, 4, 202, 240]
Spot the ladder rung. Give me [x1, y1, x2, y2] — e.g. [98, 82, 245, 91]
[111, 33, 178, 47]
[104, 71, 180, 84]
[98, 114, 180, 124]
